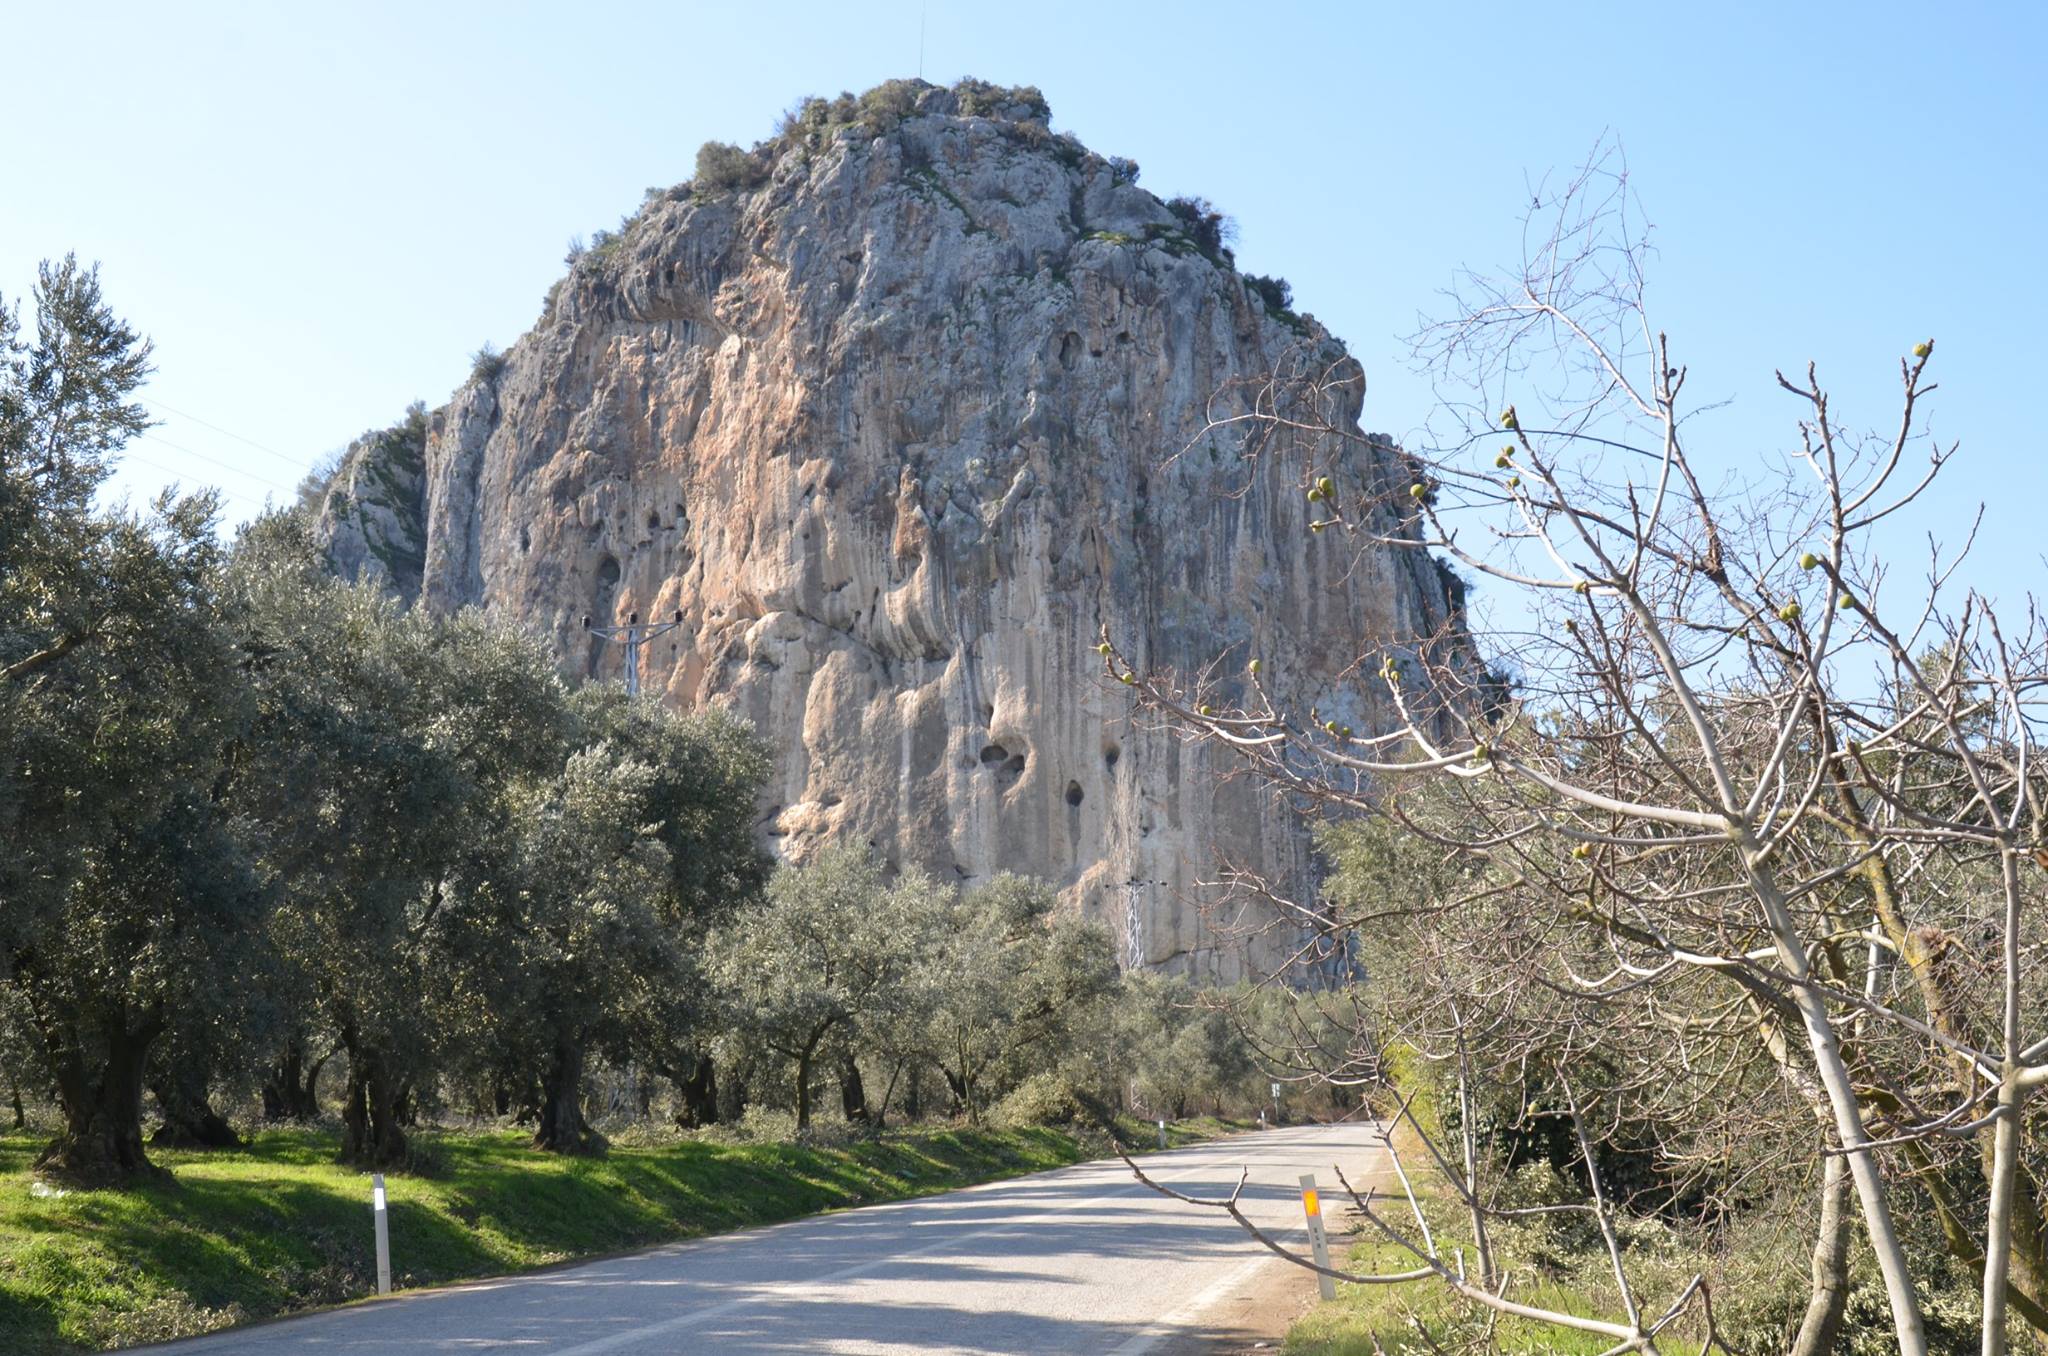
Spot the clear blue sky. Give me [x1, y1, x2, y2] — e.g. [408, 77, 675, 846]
[9, 1, 2043, 613]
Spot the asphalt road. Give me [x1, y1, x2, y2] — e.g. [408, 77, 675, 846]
[141, 1121, 1385, 1355]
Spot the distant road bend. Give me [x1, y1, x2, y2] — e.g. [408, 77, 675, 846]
[141, 1122, 1385, 1355]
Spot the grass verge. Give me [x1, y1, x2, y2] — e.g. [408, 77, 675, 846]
[0, 1115, 1241, 1353]
[1280, 1111, 1620, 1356]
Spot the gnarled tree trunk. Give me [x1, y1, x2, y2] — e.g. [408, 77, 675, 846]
[36, 1008, 167, 1183]
[338, 1035, 408, 1167]
[260, 1036, 327, 1121]
[149, 1057, 241, 1149]
[533, 1039, 604, 1154]
[839, 1055, 867, 1124]
[670, 1050, 718, 1129]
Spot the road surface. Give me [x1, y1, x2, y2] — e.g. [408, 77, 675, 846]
[142, 1121, 1385, 1355]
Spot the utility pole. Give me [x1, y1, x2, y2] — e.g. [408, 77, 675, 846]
[583, 609, 685, 697]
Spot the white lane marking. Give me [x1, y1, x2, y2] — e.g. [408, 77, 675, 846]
[544, 1157, 1243, 1356]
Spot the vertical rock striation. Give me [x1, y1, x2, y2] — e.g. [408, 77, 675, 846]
[316, 80, 1457, 980]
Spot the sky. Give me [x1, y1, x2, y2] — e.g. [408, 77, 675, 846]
[7, 0, 2044, 620]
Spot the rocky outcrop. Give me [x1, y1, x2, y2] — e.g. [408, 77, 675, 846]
[315, 80, 1457, 980]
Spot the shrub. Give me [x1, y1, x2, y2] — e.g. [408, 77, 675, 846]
[583, 226, 625, 270]
[987, 1081, 1105, 1130]
[953, 78, 1050, 121]
[1243, 273, 1293, 314]
[992, 1073, 1087, 1128]
[694, 141, 769, 195]
[469, 342, 508, 386]
[857, 79, 923, 133]
[1165, 196, 1235, 265]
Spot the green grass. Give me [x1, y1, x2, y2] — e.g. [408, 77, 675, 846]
[1283, 1229, 1622, 1356]
[0, 1117, 1238, 1353]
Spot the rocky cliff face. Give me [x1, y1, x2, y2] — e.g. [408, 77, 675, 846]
[315, 80, 1457, 980]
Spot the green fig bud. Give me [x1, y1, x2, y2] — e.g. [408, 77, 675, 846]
[1779, 601, 1802, 622]
[1913, 340, 1931, 358]
[1799, 552, 1819, 571]
[1838, 594, 1857, 612]
[1573, 580, 1590, 595]
[1494, 453, 1511, 469]
[1198, 704, 1213, 717]
[1316, 475, 1334, 498]
[1249, 658, 1262, 676]
[1119, 672, 1135, 685]
[1500, 406, 1518, 430]
[1507, 475, 1521, 488]
[1310, 520, 1328, 532]
[1409, 482, 1429, 499]
[1096, 641, 1112, 655]
[1572, 843, 1591, 860]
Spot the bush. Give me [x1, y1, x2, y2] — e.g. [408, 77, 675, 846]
[953, 78, 1049, 122]
[694, 141, 769, 195]
[469, 343, 508, 386]
[1243, 273, 1293, 314]
[1165, 196, 1235, 265]
[992, 1073, 1087, 1128]
[857, 79, 923, 133]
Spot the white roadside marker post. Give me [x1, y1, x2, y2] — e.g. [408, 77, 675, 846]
[372, 1173, 392, 1296]
[1157, 1119, 1167, 1150]
[1299, 1173, 1337, 1300]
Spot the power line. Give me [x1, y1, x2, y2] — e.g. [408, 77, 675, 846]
[110, 450, 272, 511]
[135, 432, 301, 496]
[140, 397, 318, 476]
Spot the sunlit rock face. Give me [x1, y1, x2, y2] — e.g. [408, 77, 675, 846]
[316, 82, 1456, 981]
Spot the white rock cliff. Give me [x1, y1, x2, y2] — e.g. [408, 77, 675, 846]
[315, 81, 1458, 980]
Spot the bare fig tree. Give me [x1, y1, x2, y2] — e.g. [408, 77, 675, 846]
[1108, 147, 2048, 1355]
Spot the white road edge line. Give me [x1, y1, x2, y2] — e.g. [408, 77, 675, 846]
[1105, 1224, 1307, 1356]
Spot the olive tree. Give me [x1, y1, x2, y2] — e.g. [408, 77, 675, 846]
[0, 259, 272, 1183]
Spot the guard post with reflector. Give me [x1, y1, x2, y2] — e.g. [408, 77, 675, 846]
[1299, 1172, 1337, 1299]
[372, 1172, 392, 1296]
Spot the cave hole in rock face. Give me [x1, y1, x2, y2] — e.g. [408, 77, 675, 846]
[1058, 332, 1081, 370]
[595, 556, 622, 591]
[519, 526, 532, 554]
[1103, 744, 1121, 772]
[1065, 780, 1083, 807]
[1001, 753, 1026, 778]
[647, 510, 661, 531]
[979, 743, 1008, 766]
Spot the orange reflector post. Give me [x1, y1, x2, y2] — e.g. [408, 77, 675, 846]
[1299, 1172, 1337, 1299]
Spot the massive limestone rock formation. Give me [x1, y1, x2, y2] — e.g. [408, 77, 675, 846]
[315, 80, 1457, 980]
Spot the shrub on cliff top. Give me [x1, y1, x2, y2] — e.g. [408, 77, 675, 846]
[1165, 196, 1235, 266]
[694, 141, 769, 194]
[953, 78, 1049, 121]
